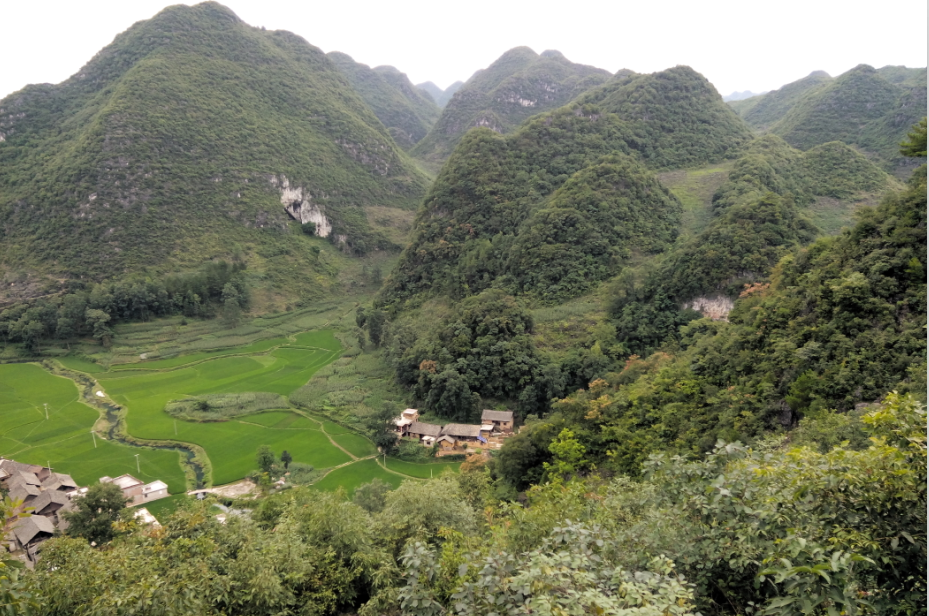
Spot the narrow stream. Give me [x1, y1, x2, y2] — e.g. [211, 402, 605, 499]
[53, 363, 206, 488]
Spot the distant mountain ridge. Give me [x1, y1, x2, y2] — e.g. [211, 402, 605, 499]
[0, 2, 430, 282]
[723, 90, 769, 101]
[728, 65, 927, 175]
[410, 47, 613, 169]
[416, 81, 463, 107]
[327, 52, 440, 149]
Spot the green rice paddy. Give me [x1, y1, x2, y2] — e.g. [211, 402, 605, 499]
[0, 363, 187, 492]
[2, 327, 461, 499]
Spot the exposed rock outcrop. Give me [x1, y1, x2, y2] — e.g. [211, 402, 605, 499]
[687, 295, 734, 321]
[273, 175, 332, 237]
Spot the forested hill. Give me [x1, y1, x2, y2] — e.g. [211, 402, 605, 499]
[416, 80, 464, 107]
[380, 65, 752, 309]
[326, 52, 440, 148]
[0, 1, 429, 281]
[409, 47, 613, 169]
[729, 64, 927, 174]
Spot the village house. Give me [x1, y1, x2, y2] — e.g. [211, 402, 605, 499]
[440, 424, 486, 449]
[41, 472, 78, 493]
[481, 410, 514, 433]
[30, 490, 73, 522]
[393, 408, 420, 433]
[100, 474, 170, 506]
[13, 516, 55, 558]
[404, 421, 442, 445]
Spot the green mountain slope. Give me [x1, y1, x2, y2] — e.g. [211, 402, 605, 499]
[729, 65, 926, 174]
[611, 135, 897, 354]
[0, 2, 429, 282]
[380, 65, 754, 310]
[327, 52, 440, 148]
[410, 47, 613, 169]
[416, 81, 463, 107]
[729, 70, 833, 129]
[579, 65, 754, 169]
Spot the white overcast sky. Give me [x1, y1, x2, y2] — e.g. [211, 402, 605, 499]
[1, 0, 926, 101]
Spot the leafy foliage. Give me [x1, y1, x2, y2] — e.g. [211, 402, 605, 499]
[164, 392, 288, 422]
[505, 164, 926, 473]
[63, 482, 131, 545]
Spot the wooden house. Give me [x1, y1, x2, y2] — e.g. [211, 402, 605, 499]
[405, 421, 442, 444]
[13, 516, 55, 553]
[481, 410, 514, 433]
[440, 424, 485, 447]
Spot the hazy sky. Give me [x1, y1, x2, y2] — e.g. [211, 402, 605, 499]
[2, 0, 926, 101]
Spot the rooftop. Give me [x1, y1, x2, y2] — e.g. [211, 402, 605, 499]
[441, 424, 483, 438]
[102, 474, 144, 490]
[481, 410, 514, 422]
[31, 490, 71, 513]
[408, 421, 442, 437]
[13, 515, 55, 546]
[142, 480, 168, 493]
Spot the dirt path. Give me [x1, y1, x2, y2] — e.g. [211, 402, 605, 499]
[290, 409, 359, 461]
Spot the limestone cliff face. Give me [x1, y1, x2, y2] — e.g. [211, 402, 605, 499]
[687, 295, 734, 321]
[273, 175, 332, 237]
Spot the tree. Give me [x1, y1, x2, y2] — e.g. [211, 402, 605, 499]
[280, 450, 292, 470]
[366, 309, 386, 347]
[900, 117, 927, 157]
[63, 482, 130, 545]
[84, 309, 113, 347]
[301, 221, 317, 235]
[222, 282, 242, 327]
[352, 478, 391, 513]
[256, 445, 275, 474]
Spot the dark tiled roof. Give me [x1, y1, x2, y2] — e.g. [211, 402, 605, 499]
[407, 422, 442, 437]
[42, 473, 78, 490]
[13, 516, 55, 546]
[9, 483, 41, 501]
[481, 410, 514, 422]
[441, 424, 482, 438]
[31, 490, 71, 515]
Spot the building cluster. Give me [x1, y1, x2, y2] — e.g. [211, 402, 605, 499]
[395, 409, 515, 453]
[0, 458, 170, 562]
[0, 459, 80, 559]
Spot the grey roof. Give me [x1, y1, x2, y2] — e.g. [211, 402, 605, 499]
[0, 460, 44, 476]
[441, 424, 482, 438]
[437, 435, 456, 444]
[481, 410, 514, 422]
[9, 483, 41, 502]
[9, 470, 41, 487]
[407, 421, 442, 437]
[13, 515, 55, 546]
[31, 490, 71, 515]
[41, 473, 78, 491]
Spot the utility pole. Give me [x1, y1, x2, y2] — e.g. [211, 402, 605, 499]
[91, 430, 97, 448]
[134, 454, 140, 474]
[44, 403, 48, 420]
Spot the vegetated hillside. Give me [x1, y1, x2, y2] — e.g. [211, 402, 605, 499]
[0, 1, 430, 287]
[727, 70, 832, 129]
[611, 135, 897, 354]
[381, 65, 753, 310]
[327, 52, 440, 148]
[416, 80, 463, 107]
[501, 162, 926, 480]
[729, 65, 927, 174]
[577, 65, 754, 169]
[410, 47, 613, 169]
